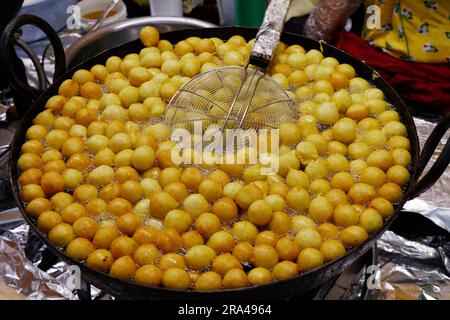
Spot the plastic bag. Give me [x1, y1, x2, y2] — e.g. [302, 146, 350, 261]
[303, 0, 355, 42]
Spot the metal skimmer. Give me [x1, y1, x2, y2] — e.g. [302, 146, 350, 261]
[164, 0, 294, 133]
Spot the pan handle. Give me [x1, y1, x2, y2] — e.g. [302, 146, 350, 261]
[410, 112, 450, 198]
[0, 14, 66, 102]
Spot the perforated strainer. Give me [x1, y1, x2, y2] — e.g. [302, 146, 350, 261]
[164, 0, 294, 133]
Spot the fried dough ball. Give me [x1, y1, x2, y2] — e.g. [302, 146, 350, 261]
[232, 221, 259, 242]
[291, 215, 315, 233]
[285, 187, 310, 212]
[331, 118, 357, 144]
[308, 196, 333, 222]
[135, 265, 163, 287]
[265, 193, 286, 213]
[162, 268, 190, 290]
[295, 227, 323, 250]
[21, 184, 44, 202]
[159, 253, 185, 270]
[133, 243, 159, 266]
[73, 216, 98, 239]
[180, 167, 204, 192]
[272, 261, 298, 280]
[253, 244, 279, 269]
[268, 211, 291, 234]
[86, 249, 114, 272]
[61, 203, 86, 224]
[132, 226, 157, 246]
[183, 193, 209, 218]
[378, 182, 403, 202]
[149, 192, 178, 219]
[316, 224, 338, 242]
[117, 213, 142, 235]
[80, 81, 103, 99]
[158, 167, 181, 188]
[181, 230, 203, 250]
[286, 169, 310, 189]
[48, 223, 74, 247]
[111, 236, 138, 259]
[21, 140, 44, 155]
[37, 210, 62, 232]
[17, 153, 43, 171]
[348, 183, 377, 204]
[320, 239, 346, 262]
[120, 180, 144, 203]
[140, 26, 159, 47]
[325, 189, 349, 208]
[73, 184, 98, 202]
[248, 267, 273, 286]
[185, 245, 216, 270]
[93, 227, 119, 249]
[297, 248, 324, 272]
[359, 208, 384, 233]
[247, 199, 273, 226]
[58, 79, 79, 98]
[195, 271, 222, 291]
[26, 198, 52, 218]
[279, 122, 301, 145]
[198, 179, 223, 203]
[235, 184, 264, 210]
[109, 255, 137, 281]
[211, 197, 238, 222]
[333, 204, 359, 228]
[164, 209, 193, 234]
[370, 197, 395, 218]
[274, 237, 299, 261]
[155, 228, 182, 253]
[212, 253, 242, 276]
[26, 124, 47, 140]
[207, 231, 235, 253]
[66, 153, 90, 171]
[19, 168, 43, 186]
[386, 165, 410, 186]
[340, 225, 368, 247]
[222, 268, 248, 289]
[255, 231, 278, 247]
[66, 237, 95, 261]
[195, 212, 221, 238]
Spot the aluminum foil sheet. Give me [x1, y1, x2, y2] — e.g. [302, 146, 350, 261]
[375, 231, 450, 300]
[404, 117, 450, 212]
[0, 224, 76, 300]
[251, 0, 291, 65]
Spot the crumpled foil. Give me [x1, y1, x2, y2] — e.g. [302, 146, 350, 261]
[251, 0, 291, 65]
[0, 224, 76, 300]
[0, 117, 448, 300]
[375, 231, 450, 300]
[404, 117, 450, 215]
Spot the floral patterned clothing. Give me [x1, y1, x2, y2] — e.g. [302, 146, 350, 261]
[363, 0, 450, 63]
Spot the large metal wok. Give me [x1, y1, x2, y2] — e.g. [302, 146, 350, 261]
[4, 23, 450, 299]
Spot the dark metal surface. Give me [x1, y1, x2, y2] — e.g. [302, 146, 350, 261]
[8, 27, 450, 300]
[0, 14, 66, 114]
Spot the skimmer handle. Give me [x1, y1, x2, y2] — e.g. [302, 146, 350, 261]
[249, 0, 291, 69]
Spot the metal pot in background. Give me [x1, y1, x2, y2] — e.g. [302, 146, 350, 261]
[65, 16, 217, 68]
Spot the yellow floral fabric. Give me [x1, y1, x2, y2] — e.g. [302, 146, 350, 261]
[363, 0, 450, 63]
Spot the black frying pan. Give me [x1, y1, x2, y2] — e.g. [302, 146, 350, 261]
[7, 27, 450, 300]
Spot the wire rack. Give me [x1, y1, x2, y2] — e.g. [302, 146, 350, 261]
[164, 67, 295, 133]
